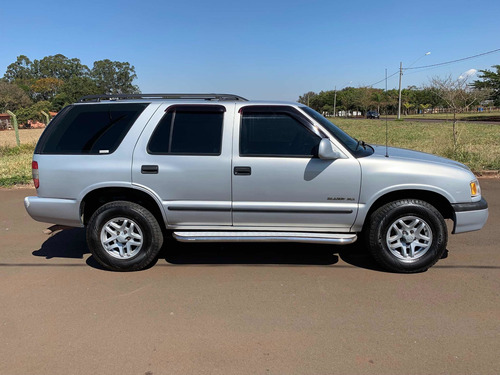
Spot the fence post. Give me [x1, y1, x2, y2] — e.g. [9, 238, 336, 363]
[6, 110, 20, 147]
[40, 111, 49, 125]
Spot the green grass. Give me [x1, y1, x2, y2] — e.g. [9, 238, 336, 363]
[0, 120, 498, 188]
[386, 110, 500, 122]
[0, 144, 36, 187]
[332, 118, 500, 172]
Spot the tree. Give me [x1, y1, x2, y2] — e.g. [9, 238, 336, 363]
[414, 88, 440, 113]
[298, 91, 318, 107]
[371, 90, 384, 113]
[383, 89, 399, 115]
[321, 104, 334, 115]
[51, 77, 100, 110]
[473, 65, 500, 106]
[355, 87, 374, 114]
[338, 87, 358, 116]
[3, 55, 141, 107]
[402, 101, 414, 115]
[91, 59, 139, 94]
[31, 77, 64, 101]
[430, 75, 489, 147]
[31, 54, 90, 81]
[0, 81, 32, 112]
[14, 101, 51, 125]
[3, 55, 33, 82]
[418, 103, 431, 115]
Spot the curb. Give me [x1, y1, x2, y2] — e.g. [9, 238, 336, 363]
[475, 170, 500, 178]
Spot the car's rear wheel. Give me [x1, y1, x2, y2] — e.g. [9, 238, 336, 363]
[366, 199, 447, 273]
[87, 201, 163, 271]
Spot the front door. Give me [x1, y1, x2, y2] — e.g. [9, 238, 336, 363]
[231, 106, 361, 230]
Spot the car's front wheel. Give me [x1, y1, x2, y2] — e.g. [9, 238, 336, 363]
[87, 201, 163, 271]
[366, 199, 448, 273]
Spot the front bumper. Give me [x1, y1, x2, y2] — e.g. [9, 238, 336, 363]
[451, 197, 488, 234]
[24, 196, 83, 227]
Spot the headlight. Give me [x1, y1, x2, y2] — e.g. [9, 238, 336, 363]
[470, 180, 481, 197]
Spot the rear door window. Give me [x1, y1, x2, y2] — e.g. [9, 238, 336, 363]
[148, 105, 225, 155]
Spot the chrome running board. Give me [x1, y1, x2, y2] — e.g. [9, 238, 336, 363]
[172, 231, 357, 245]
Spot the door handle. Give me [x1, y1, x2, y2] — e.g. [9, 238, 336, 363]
[141, 165, 159, 174]
[234, 166, 251, 176]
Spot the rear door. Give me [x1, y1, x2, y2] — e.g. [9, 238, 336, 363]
[132, 103, 234, 227]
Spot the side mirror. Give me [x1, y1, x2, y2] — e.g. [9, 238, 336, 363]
[318, 138, 344, 160]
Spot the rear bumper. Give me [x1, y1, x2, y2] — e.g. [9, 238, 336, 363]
[451, 198, 488, 234]
[24, 196, 83, 227]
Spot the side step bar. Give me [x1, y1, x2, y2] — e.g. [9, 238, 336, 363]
[173, 231, 357, 245]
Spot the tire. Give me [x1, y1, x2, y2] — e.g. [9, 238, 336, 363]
[366, 199, 447, 273]
[86, 201, 163, 271]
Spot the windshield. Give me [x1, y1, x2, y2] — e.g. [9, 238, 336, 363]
[299, 106, 360, 152]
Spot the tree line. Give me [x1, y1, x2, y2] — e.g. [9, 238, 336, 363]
[0, 54, 139, 124]
[297, 65, 500, 116]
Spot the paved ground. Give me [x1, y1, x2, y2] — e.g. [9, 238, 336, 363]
[1, 180, 499, 375]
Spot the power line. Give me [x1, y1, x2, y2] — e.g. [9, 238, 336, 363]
[366, 47, 500, 88]
[369, 71, 398, 87]
[404, 48, 500, 70]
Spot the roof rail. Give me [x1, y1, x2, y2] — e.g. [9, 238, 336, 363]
[78, 93, 248, 102]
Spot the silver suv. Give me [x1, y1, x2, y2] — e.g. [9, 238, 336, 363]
[24, 94, 488, 272]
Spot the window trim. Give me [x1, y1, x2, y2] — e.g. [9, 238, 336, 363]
[238, 106, 323, 158]
[147, 104, 226, 156]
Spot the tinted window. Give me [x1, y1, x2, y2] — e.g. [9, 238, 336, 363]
[148, 106, 224, 155]
[36, 103, 147, 154]
[147, 112, 172, 153]
[299, 106, 367, 155]
[240, 112, 320, 157]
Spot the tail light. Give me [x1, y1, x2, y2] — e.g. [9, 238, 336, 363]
[32, 161, 39, 189]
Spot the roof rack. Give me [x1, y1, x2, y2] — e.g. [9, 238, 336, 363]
[78, 93, 248, 102]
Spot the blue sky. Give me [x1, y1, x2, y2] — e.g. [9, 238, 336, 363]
[1, 0, 499, 101]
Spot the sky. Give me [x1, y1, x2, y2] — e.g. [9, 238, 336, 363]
[1, 0, 499, 101]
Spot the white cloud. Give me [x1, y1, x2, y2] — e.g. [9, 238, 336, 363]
[459, 69, 478, 80]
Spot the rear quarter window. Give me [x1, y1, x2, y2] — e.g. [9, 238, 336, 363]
[35, 103, 148, 154]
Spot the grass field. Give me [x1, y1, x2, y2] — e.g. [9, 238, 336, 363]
[0, 122, 499, 187]
[333, 118, 500, 171]
[0, 129, 44, 147]
[0, 129, 43, 187]
[384, 110, 500, 121]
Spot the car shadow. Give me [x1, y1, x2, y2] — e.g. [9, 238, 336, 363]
[31, 228, 384, 271]
[161, 236, 385, 270]
[32, 227, 89, 259]
[31, 227, 105, 270]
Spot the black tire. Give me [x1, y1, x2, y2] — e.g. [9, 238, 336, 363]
[366, 199, 447, 273]
[86, 201, 163, 271]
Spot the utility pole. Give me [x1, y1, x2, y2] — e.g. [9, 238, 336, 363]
[333, 86, 337, 117]
[397, 61, 403, 120]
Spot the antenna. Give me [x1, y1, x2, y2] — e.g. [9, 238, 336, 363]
[385, 68, 389, 158]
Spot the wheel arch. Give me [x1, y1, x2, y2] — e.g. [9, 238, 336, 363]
[360, 189, 454, 232]
[80, 187, 166, 228]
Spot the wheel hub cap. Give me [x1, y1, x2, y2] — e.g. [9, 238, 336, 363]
[100, 217, 143, 259]
[386, 216, 433, 262]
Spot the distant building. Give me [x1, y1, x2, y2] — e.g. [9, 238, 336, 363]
[0, 113, 12, 130]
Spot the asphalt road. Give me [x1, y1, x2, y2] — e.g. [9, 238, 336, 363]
[1, 180, 499, 375]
